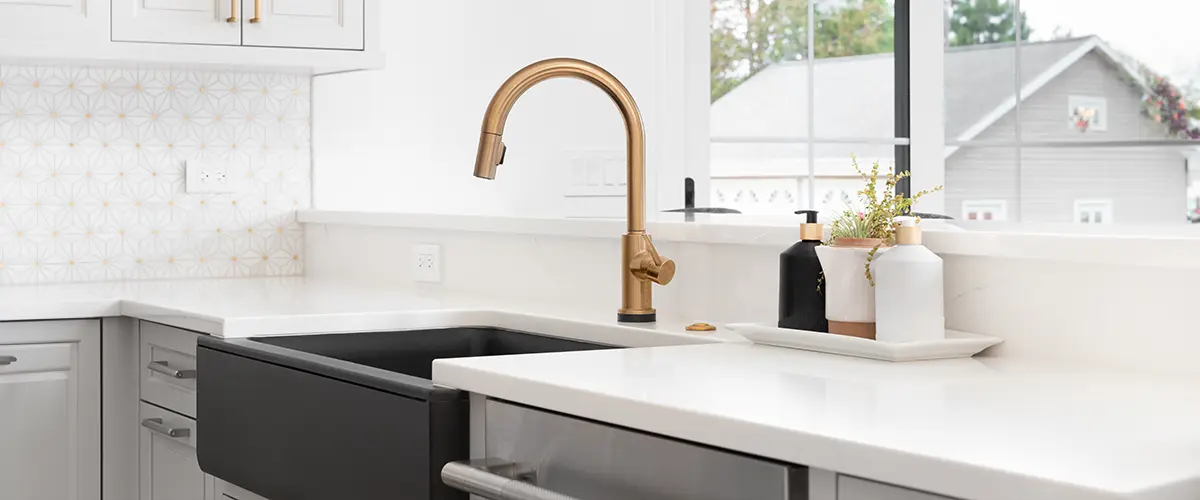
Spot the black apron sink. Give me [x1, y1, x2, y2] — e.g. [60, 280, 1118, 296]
[196, 327, 614, 500]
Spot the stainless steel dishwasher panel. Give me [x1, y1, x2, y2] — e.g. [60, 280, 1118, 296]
[478, 399, 806, 500]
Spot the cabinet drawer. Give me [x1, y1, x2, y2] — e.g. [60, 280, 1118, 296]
[140, 322, 201, 417]
[139, 402, 211, 500]
[477, 400, 804, 500]
[0, 342, 71, 375]
[838, 476, 956, 500]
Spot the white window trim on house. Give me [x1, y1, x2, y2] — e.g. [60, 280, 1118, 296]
[1068, 95, 1109, 132]
[1074, 199, 1115, 225]
[962, 200, 1008, 221]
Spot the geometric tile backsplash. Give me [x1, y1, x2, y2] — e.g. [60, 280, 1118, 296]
[0, 64, 311, 284]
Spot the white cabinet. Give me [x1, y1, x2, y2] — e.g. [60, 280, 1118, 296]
[0, 320, 100, 500]
[0, 0, 105, 44]
[138, 402, 215, 500]
[242, 0, 364, 49]
[838, 476, 956, 500]
[112, 0, 241, 46]
[0, 0, 380, 73]
[140, 322, 201, 418]
[113, 0, 364, 50]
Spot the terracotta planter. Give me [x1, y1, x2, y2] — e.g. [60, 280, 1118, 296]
[814, 238, 890, 340]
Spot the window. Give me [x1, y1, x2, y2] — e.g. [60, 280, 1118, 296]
[943, 0, 1200, 228]
[1067, 95, 1108, 132]
[1075, 199, 1114, 224]
[705, 1, 1200, 229]
[962, 200, 1008, 221]
[708, 0, 907, 216]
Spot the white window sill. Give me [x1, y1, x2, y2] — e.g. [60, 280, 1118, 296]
[299, 209, 1200, 269]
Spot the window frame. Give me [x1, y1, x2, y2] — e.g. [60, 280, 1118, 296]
[962, 200, 1009, 221]
[707, 0, 914, 213]
[1067, 95, 1109, 132]
[694, 0, 1200, 246]
[1074, 199, 1115, 225]
[931, 1, 1198, 228]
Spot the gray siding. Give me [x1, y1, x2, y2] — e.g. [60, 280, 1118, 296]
[946, 51, 1188, 224]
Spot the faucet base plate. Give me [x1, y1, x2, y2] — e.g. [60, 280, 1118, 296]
[617, 312, 657, 324]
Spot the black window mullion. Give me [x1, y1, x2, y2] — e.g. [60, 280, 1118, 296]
[894, 0, 912, 199]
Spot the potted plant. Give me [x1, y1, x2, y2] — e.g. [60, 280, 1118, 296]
[815, 156, 943, 339]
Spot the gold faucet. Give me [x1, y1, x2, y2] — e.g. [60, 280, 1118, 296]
[473, 58, 675, 323]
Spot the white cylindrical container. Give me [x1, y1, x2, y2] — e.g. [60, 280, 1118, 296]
[873, 217, 945, 343]
[815, 238, 889, 339]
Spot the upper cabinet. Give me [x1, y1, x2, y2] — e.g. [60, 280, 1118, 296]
[112, 0, 363, 50]
[0, 0, 380, 74]
[0, 0, 105, 44]
[243, 0, 364, 50]
[112, 0, 242, 46]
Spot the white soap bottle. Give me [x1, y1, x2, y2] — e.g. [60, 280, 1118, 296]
[873, 217, 944, 343]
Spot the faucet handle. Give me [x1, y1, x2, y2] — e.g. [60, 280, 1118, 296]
[631, 234, 675, 286]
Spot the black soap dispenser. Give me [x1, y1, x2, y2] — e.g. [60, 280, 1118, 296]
[778, 210, 828, 332]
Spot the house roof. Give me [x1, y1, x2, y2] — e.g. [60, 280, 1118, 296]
[709, 36, 1139, 147]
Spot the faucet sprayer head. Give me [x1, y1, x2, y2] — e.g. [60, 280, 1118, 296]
[473, 133, 506, 180]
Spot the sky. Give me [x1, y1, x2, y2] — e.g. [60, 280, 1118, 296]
[1022, 0, 1200, 87]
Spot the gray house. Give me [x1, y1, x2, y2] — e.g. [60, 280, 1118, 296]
[710, 36, 1196, 224]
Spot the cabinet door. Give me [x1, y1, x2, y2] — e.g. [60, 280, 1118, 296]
[112, 0, 242, 46]
[242, 0, 364, 50]
[138, 403, 214, 500]
[0, 0, 105, 45]
[0, 321, 100, 500]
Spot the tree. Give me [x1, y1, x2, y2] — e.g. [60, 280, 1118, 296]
[947, 0, 1031, 47]
[711, 0, 807, 102]
[1142, 70, 1200, 140]
[711, 0, 894, 102]
[814, 0, 893, 60]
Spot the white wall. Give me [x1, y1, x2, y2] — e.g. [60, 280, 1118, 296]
[312, 0, 707, 218]
[306, 221, 1200, 377]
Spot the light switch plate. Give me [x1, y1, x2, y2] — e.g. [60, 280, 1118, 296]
[413, 244, 442, 283]
[186, 160, 236, 194]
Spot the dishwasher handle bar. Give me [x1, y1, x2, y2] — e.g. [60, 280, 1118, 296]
[442, 460, 580, 500]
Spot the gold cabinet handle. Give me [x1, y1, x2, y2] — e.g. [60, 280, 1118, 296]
[249, 0, 262, 23]
[226, 0, 238, 23]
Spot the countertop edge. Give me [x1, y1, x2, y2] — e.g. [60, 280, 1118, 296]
[431, 358, 1166, 500]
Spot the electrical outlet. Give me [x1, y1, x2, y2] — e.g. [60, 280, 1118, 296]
[413, 244, 442, 283]
[186, 160, 236, 194]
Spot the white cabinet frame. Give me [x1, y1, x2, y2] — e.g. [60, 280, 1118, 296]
[0, 0, 381, 74]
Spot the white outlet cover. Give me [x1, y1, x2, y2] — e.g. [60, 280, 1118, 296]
[413, 243, 442, 283]
[186, 160, 236, 194]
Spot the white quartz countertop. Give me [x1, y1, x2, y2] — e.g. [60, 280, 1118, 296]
[0, 277, 739, 346]
[433, 343, 1200, 500]
[9, 277, 1198, 500]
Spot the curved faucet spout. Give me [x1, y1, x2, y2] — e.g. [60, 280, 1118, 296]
[473, 58, 646, 233]
[472, 58, 671, 323]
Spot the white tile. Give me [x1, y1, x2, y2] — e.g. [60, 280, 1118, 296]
[0, 62, 310, 284]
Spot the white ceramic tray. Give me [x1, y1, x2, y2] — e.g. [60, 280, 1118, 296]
[726, 323, 1003, 362]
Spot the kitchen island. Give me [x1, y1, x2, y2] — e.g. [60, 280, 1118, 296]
[433, 340, 1200, 500]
